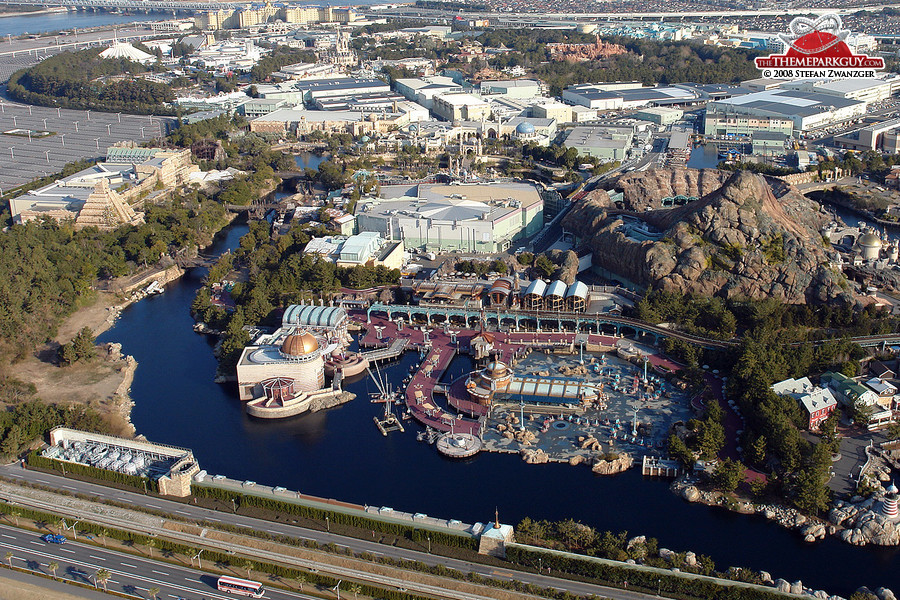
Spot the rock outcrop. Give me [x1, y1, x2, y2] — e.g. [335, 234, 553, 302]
[591, 453, 633, 475]
[563, 169, 850, 303]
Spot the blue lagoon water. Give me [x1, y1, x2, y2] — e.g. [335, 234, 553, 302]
[0, 12, 163, 37]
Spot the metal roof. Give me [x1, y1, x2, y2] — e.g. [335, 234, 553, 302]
[524, 279, 546, 297]
[565, 281, 588, 299]
[282, 305, 348, 328]
[546, 280, 567, 298]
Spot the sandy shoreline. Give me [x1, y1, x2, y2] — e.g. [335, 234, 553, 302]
[0, 8, 64, 18]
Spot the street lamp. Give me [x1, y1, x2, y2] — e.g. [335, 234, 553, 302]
[8, 147, 14, 160]
[60, 134, 65, 147]
[325, 516, 330, 532]
[426, 535, 431, 553]
[45, 150, 51, 164]
[191, 549, 204, 569]
[538, 557, 542, 573]
[658, 578, 662, 596]
[94, 138, 101, 150]
[42, 118, 47, 130]
[140, 127, 147, 138]
[116, 112, 121, 123]
[86, 110, 90, 121]
[11, 116, 16, 127]
[73, 121, 79, 132]
[230, 498, 236, 513]
[106, 123, 111, 135]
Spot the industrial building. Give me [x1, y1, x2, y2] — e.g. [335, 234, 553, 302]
[633, 107, 684, 126]
[780, 77, 900, 104]
[432, 93, 492, 122]
[562, 84, 700, 110]
[356, 182, 544, 253]
[44, 427, 199, 497]
[834, 117, 900, 152]
[249, 107, 416, 135]
[303, 232, 405, 269]
[394, 76, 462, 110]
[561, 126, 634, 161]
[705, 89, 867, 135]
[479, 79, 543, 99]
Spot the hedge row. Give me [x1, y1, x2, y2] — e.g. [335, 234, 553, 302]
[192, 484, 478, 551]
[507, 546, 788, 600]
[27, 451, 158, 494]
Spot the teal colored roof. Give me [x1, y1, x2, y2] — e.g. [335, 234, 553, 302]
[841, 382, 871, 399]
[282, 305, 348, 328]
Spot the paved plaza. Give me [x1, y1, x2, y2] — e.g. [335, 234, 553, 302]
[482, 350, 693, 462]
[0, 98, 175, 190]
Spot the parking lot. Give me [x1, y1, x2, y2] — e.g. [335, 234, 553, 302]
[0, 98, 175, 191]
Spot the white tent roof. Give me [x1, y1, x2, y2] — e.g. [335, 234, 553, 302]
[99, 42, 155, 64]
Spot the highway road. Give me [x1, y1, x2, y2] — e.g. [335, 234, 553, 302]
[0, 464, 667, 600]
[0, 521, 317, 600]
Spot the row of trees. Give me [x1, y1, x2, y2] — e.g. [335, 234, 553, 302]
[27, 450, 158, 492]
[192, 484, 478, 550]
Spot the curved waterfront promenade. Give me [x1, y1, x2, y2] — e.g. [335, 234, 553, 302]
[355, 311, 689, 437]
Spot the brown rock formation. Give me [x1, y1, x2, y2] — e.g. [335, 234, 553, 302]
[563, 169, 850, 304]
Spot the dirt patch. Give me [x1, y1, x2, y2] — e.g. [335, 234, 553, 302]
[14, 353, 136, 437]
[0, 573, 102, 600]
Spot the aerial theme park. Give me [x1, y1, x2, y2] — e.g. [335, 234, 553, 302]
[235, 275, 703, 477]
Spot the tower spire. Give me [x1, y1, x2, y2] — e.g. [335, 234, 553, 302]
[494, 506, 500, 529]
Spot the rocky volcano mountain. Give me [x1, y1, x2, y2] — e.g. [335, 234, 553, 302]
[563, 169, 851, 303]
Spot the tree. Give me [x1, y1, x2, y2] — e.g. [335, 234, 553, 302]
[55, 518, 66, 534]
[94, 568, 111, 590]
[792, 466, 830, 515]
[48, 561, 59, 578]
[748, 435, 767, 466]
[349, 583, 362, 599]
[713, 458, 745, 493]
[243, 559, 254, 579]
[533, 254, 555, 279]
[147, 539, 156, 558]
[148, 586, 160, 599]
[100, 528, 110, 547]
[4, 551, 12, 567]
[667, 434, 693, 468]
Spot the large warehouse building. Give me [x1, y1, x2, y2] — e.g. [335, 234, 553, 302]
[356, 182, 544, 253]
[705, 89, 867, 135]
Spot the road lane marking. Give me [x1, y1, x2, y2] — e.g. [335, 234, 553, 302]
[151, 570, 169, 575]
[120, 563, 137, 568]
[118, 498, 133, 503]
[89, 555, 106, 560]
[1, 534, 16, 539]
[62, 486, 76, 490]
[28, 541, 43, 546]
[174, 510, 189, 515]
[58, 548, 74, 554]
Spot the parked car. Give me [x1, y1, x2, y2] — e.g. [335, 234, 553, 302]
[41, 534, 66, 544]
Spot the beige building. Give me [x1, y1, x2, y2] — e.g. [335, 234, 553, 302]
[196, 4, 355, 30]
[10, 146, 198, 227]
[432, 93, 491, 122]
[237, 331, 326, 401]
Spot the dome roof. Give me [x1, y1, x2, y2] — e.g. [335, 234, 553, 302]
[516, 121, 535, 134]
[486, 360, 509, 378]
[281, 332, 319, 357]
[860, 232, 883, 248]
[889, 482, 899, 495]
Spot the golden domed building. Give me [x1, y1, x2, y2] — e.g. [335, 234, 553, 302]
[466, 360, 513, 406]
[236, 328, 326, 401]
[857, 231, 883, 262]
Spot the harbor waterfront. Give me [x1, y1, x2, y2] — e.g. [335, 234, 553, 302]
[97, 222, 900, 598]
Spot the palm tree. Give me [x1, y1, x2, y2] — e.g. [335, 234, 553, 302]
[10, 510, 20, 527]
[242, 559, 253, 579]
[349, 583, 362, 599]
[94, 568, 110, 590]
[294, 573, 308, 591]
[48, 561, 59, 579]
[55, 518, 66, 535]
[147, 539, 156, 558]
[4, 551, 13, 568]
[100, 528, 109, 547]
[147, 586, 160, 599]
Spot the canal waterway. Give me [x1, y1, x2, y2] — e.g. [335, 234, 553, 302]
[97, 219, 900, 597]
